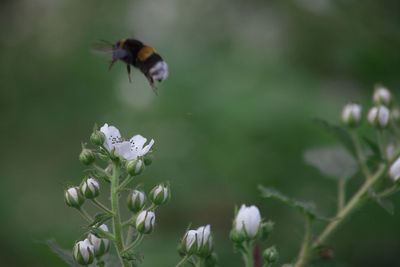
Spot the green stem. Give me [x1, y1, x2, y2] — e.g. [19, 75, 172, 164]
[91, 199, 114, 215]
[377, 130, 387, 162]
[196, 257, 204, 267]
[110, 162, 130, 267]
[123, 234, 144, 253]
[338, 180, 346, 212]
[294, 215, 312, 267]
[377, 184, 400, 198]
[351, 131, 371, 179]
[176, 255, 191, 267]
[241, 242, 253, 267]
[78, 208, 93, 223]
[312, 164, 387, 248]
[93, 164, 111, 180]
[117, 175, 133, 192]
[125, 225, 135, 247]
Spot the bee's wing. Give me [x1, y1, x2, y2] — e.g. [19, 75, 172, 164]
[91, 43, 114, 56]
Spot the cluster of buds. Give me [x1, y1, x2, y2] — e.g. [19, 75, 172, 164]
[63, 123, 170, 266]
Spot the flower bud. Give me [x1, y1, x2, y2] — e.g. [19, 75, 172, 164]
[373, 86, 391, 106]
[79, 148, 95, 165]
[144, 154, 153, 166]
[80, 178, 100, 199]
[90, 130, 105, 146]
[229, 228, 245, 244]
[126, 159, 145, 176]
[263, 246, 279, 263]
[341, 103, 362, 128]
[149, 183, 170, 206]
[389, 156, 400, 182]
[88, 224, 110, 257]
[368, 106, 390, 129]
[65, 187, 84, 208]
[197, 225, 213, 257]
[136, 210, 155, 234]
[73, 238, 94, 265]
[234, 204, 262, 240]
[127, 190, 146, 213]
[204, 252, 218, 267]
[180, 230, 198, 255]
[260, 221, 274, 241]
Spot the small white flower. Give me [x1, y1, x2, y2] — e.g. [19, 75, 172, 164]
[389, 157, 400, 182]
[342, 103, 362, 127]
[368, 106, 390, 128]
[235, 204, 262, 238]
[136, 210, 155, 234]
[100, 123, 154, 160]
[149, 61, 168, 82]
[73, 238, 94, 265]
[373, 86, 391, 106]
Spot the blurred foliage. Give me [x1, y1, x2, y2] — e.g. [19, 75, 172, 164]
[1, 0, 400, 266]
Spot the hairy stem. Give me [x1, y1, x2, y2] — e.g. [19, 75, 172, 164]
[123, 234, 144, 253]
[312, 164, 387, 248]
[294, 215, 312, 267]
[117, 175, 133, 192]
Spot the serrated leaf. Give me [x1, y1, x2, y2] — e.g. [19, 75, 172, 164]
[46, 239, 78, 267]
[259, 186, 333, 221]
[303, 145, 357, 180]
[88, 213, 112, 228]
[313, 119, 356, 157]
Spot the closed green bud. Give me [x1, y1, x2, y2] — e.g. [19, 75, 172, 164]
[73, 238, 94, 265]
[229, 228, 245, 244]
[260, 221, 274, 241]
[205, 252, 218, 267]
[126, 159, 145, 176]
[79, 148, 95, 165]
[136, 210, 155, 234]
[80, 178, 100, 199]
[65, 187, 85, 208]
[127, 190, 146, 213]
[88, 224, 110, 257]
[144, 154, 153, 166]
[263, 246, 278, 263]
[149, 183, 170, 206]
[90, 130, 105, 146]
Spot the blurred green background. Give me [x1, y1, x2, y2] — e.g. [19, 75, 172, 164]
[1, 0, 400, 266]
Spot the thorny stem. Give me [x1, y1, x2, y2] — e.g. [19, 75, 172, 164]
[294, 215, 312, 267]
[312, 164, 387, 248]
[122, 234, 144, 253]
[91, 199, 114, 215]
[350, 131, 371, 179]
[337, 180, 346, 212]
[176, 255, 191, 267]
[110, 162, 130, 267]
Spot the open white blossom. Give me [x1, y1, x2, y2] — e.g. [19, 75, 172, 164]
[100, 123, 154, 160]
[235, 204, 262, 238]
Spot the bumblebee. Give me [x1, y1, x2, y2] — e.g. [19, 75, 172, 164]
[96, 38, 168, 94]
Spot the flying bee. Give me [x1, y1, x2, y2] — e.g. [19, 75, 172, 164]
[94, 38, 168, 94]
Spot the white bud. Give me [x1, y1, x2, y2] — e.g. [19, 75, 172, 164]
[65, 187, 84, 208]
[342, 103, 362, 127]
[126, 159, 145, 176]
[73, 238, 94, 265]
[368, 106, 390, 129]
[80, 177, 100, 199]
[88, 224, 110, 257]
[181, 229, 198, 255]
[373, 86, 391, 106]
[234, 204, 262, 239]
[127, 190, 146, 213]
[150, 184, 170, 206]
[196, 225, 213, 257]
[136, 210, 155, 234]
[389, 157, 400, 182]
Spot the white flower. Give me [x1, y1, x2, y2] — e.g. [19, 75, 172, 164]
[73, 238, 94, 265]
[100, 123, 154, 160]
[368, 106, 390, 128]
[342, 103, 362, 127]
[389, 157, 400, 182]
[235, 204, 262, 238]
[373, 86, 391, 106]
[88, 224, 110, 257]
[136, 210, 155, 234]
[149, 61, 168, 82]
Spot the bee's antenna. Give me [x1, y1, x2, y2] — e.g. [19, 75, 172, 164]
[99, 39, 113, 45]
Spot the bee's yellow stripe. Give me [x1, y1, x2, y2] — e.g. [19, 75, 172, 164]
[137, 46, 156, 61]
[119, 39, 127, 48]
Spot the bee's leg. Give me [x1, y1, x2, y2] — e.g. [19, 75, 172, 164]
[108, 58, 117, 71]
[126, 65, 132, 83]
[146, 76, 158, 95]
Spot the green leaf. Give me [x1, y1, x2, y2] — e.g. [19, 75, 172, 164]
[88, 213, 112, 228]
[313, 119, 356, 156]
[258, 186, 333, 221]
[303, 145, 357, 180]
[121, 251, 143, 263]
[46, 239, 78, 267]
